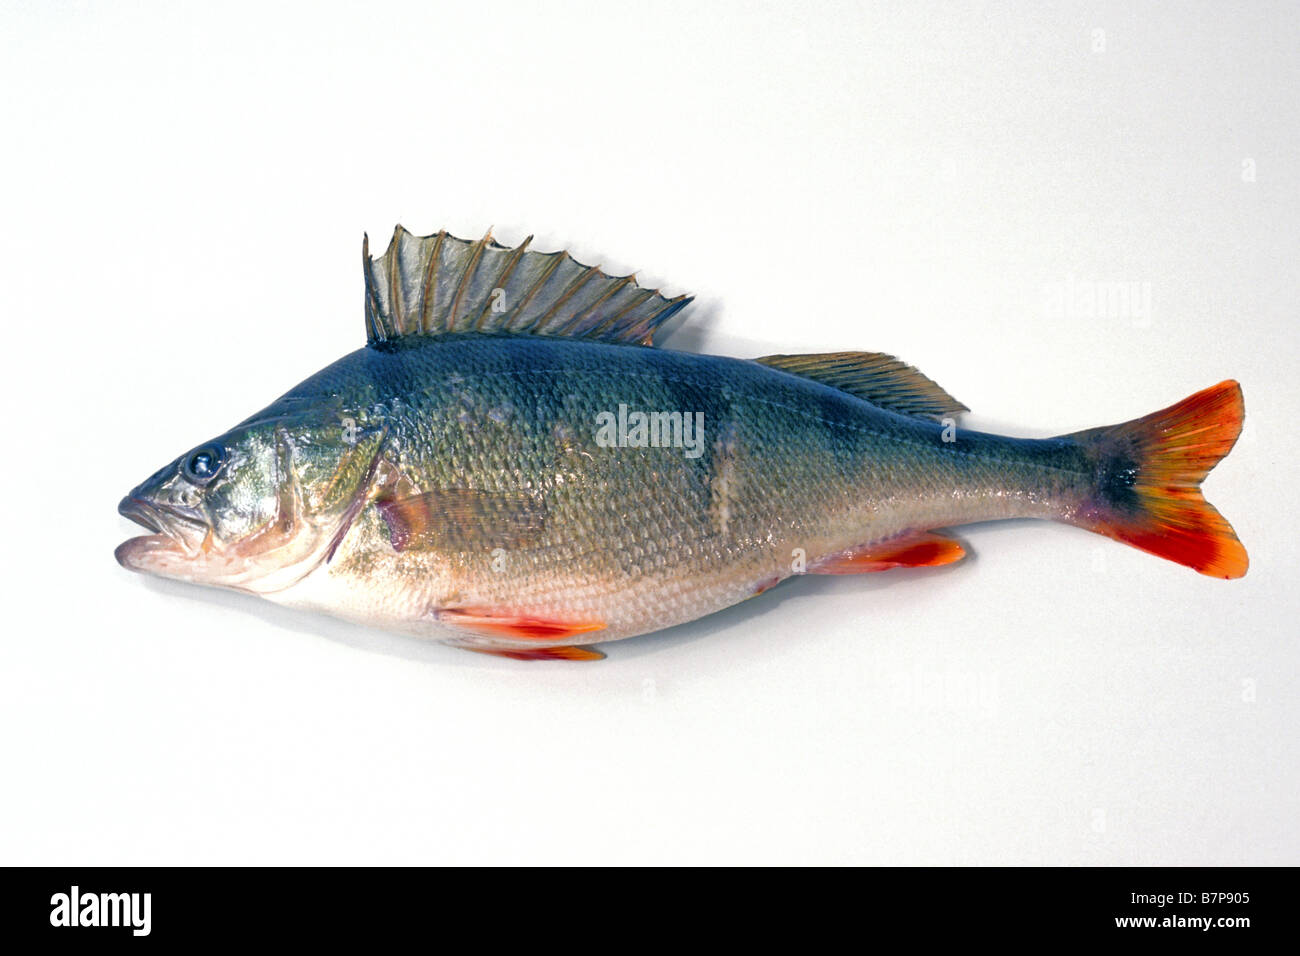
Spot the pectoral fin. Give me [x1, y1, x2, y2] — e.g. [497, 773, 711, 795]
[812, 532, 966, 574]
[376, 488, 546, 551]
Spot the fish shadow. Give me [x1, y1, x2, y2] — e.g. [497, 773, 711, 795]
[132, 575, 478, 668]
[654, 298, 798, 360]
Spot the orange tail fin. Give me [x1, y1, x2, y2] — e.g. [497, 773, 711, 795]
[1063, 380, 1247, 579]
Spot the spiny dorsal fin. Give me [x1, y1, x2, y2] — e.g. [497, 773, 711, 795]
[755, 351, 968, 420]
[362, 226, 692, 347]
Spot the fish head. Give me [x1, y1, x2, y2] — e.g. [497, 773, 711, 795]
[116, 412, 383, 593]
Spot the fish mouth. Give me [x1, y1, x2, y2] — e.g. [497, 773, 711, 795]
[115, 496, 209, 571]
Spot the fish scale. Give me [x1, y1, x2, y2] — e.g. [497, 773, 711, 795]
[265, 335, 1100, 642]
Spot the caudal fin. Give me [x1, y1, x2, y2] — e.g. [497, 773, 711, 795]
[1063, 381, 1247, 579]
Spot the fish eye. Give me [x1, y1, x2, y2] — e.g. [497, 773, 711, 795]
[183, 445, 226, 485]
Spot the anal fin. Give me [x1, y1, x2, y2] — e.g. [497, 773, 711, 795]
[812, 532, 966, 574]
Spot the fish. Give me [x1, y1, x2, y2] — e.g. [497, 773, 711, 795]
[116, 226, 1248, 661]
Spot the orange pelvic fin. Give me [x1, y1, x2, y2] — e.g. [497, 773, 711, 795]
[438, 607, 606, 641]
[463, 644, 606, 662]
[812, 532, 966, 574]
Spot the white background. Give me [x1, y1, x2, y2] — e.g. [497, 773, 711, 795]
[1, 1, 1296, 865]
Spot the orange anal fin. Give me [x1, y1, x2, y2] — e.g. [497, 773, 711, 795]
[812, 532, 966, 574]
[438, 607, 605, 641]
[463, 644, 606, 662]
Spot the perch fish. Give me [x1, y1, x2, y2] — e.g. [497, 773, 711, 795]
[117, 227, 1247, 660]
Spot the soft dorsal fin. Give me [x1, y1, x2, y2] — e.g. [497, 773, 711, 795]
[362, 226, 692, 347]
[755, 351, 968, 420]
